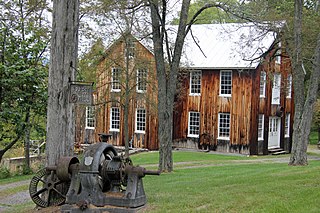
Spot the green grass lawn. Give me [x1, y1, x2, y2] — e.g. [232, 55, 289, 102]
[2, 151, 320, 213]
[131, 151, 320, 213]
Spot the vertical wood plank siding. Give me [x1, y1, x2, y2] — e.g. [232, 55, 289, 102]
[174, 69, 254, 154]
[93, 36, 158, 150]
[75, 36, 294, 155]
[173, 51, 293, 155]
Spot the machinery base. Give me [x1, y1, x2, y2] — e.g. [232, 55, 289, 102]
[60, 204, 146, 213]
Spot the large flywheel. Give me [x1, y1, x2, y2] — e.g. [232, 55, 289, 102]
[29, 156, 78, 208]
[29, 168, 68, 207]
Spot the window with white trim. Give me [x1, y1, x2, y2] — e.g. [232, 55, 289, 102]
[220, 70, 232, 96]
[137, 68, 147, 93]
[260, 71, 266, 98]
[275, 42, 281, 64]
[258, 114, 264, 140]
[110, 107, 120, 131]
[135, 108, 146, 133]
[271, 73, 281, 105]
[286, 74, 292, 98]
[187, 111, 200, 138]
[111, 68, 121, 92]
[85, 106, 95, 129]
[190, 70, 201, 95]
[218, 113, 230, 139]
[285, 113, 290, 137]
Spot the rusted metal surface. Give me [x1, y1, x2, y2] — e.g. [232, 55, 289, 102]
[29, 142, 159, 212]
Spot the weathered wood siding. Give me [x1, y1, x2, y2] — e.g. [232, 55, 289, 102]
[255, 51, 293, 154]
[173, 50, 293, 155]
[74, 105, 95, 146]
[94, 36, 158, 150]
[173, 69, 254, 154]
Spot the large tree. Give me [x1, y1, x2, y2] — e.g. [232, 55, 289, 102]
[0, 0, 49, 163]
[289, 0, 320, 165]
[148, 0, 228, 172]
[46, 0, 79, 166]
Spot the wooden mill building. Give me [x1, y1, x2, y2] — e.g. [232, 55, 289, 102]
[75, 34, 159, 150]
[76, 23, 293, 155]
[172, 24, 293, 155]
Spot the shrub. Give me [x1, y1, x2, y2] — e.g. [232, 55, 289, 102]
[0, 167, 11, 179]
[20, 164, 33, 175]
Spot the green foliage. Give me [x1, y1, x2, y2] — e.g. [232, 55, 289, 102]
[309, 131, 318, 145]
[0, 167, 11, 179]
[20, 163, 34, 175]
[78, 38, 105, 84]
[171, 0, 240, 25]
[0, 0, 49, 153]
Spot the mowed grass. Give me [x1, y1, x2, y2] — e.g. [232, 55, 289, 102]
[2, 151, 320, 213]
[130, 151, 320, 213]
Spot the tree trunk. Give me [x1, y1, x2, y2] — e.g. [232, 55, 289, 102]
[289, 0, 320, 165]
[46, 0, 79, 166]
[24, 108, 31, 169]
[124, 39, 130, 158]
[0, 136, 22, 163]
[149, 0, 191, 172]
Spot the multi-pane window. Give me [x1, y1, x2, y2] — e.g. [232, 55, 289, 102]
[285, 113, 290, 137]
[85, 106, 95, 129]
[110, 107, 120, 131]
[258, 114, 264, 140]
[137, 68, 147, 93]
[135, 108, 146, 133]
[260, 71, 266, 98]
[218, 113, 230, 139]
[187, 111, 200, 137]
[190, 70, 201, 95]
[271, 73, 281, 105]
[220, 70, 232, 96]
[275, 42, 281, 64]
[111, 68, 121, 92]
[286, 74, 292, 98]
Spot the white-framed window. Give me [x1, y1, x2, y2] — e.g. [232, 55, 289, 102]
[110, 107, 120, 132]
[271, 73, 281, 105]
[85, 106, 95, 129]
[286, 74, 292, 99]
[135, 108, 146, 134]
[220, 70, 232, 97]
[111, 67, 121, 92]
[275, 42, 281, 64]
[187, 111, 200, 138]
[260, 71, 266, 98]
[190, 70, 201, 95]
[137, 68, 147, 93]
[218, 113, 230, 139]
[285, 113, 290, 137]
[258, 114, 264, 140]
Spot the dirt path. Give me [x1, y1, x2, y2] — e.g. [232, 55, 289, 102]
[0, 180, 32, 213]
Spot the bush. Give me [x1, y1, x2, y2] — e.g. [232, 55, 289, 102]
[20, 164, 33, 175]
[0, 167, 11, 179]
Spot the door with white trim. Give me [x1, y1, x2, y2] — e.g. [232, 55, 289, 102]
[268, 117, 281, 148]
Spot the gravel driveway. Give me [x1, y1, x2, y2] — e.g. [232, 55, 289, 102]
[0, 180, 33, 212]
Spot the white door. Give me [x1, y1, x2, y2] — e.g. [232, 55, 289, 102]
[268, 117, 281, 148]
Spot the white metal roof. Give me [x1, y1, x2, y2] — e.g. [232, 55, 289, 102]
[167, 23, 277, 69]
